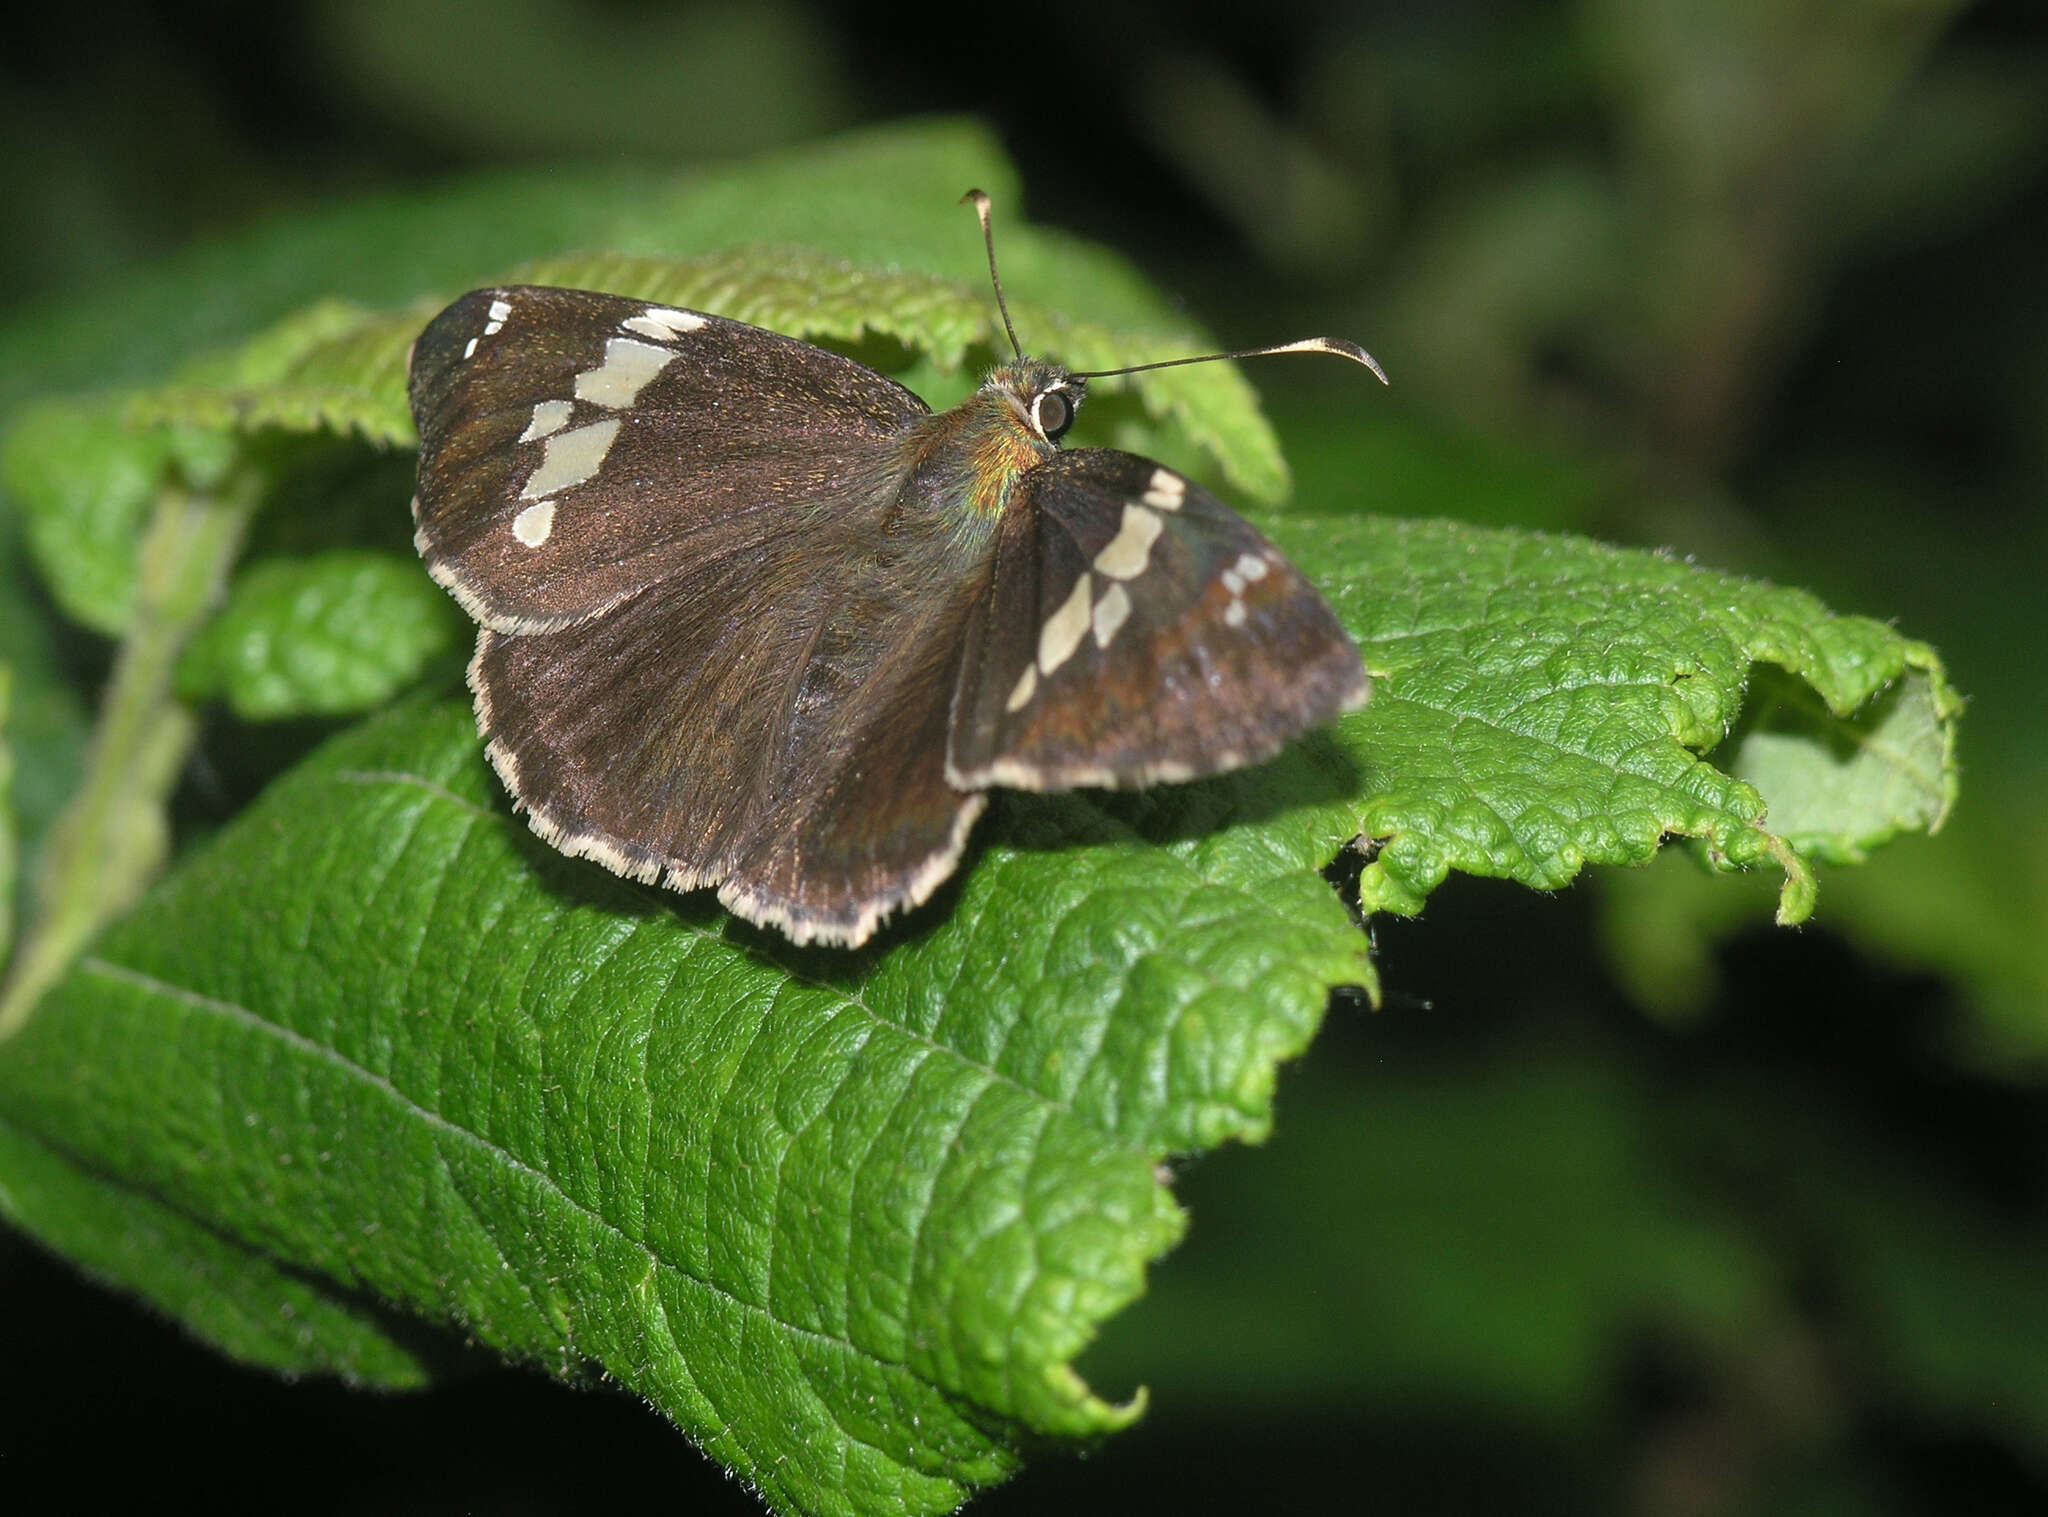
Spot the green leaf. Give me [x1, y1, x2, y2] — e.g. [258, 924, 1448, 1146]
[0, 509, 1957, 1514]
[0, 120, 1008, 412]
[121, 134, 1293, 500]
[0, 397, 177, 635]
[0, 664, 13, 964]
[1252, 515, 1960, 925]
[1715, 661, 1958, 865]
[1705, 471, 2044, 1059]
[0, 697, 1367, 1517]
[177, 550, 465, 720]
[125, 298, 395, 444]
[0, 1114, 433, 1387]
[0, 114, 1968, 1515]
[0, 477, 256, 1039]
[0, 536, 90, 912]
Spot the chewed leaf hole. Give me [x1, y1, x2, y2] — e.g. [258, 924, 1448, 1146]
[1714, 662, 1954, 868]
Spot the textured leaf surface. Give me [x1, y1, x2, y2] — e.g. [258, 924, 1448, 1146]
[0, 1115, 432, 1387]
[0, 506, 1958, 1514]
[177, 550, 465, 719]
[1252, 515, 1961, 923]
[0, 699, 1367, 1517]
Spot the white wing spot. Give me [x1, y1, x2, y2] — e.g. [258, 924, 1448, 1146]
[1093, 503, 1163, 580]
[462, 336, 479, 359]
[1005, 663, 1038, 712]
[621, 307, 707, 340]
[1038, 575, 1094, 675]
[1092, 581, 1132, 648]
[1221, 568, 1245, 596]
[521, 418, 621, 499]
[519, 399, 573, 442]
[1141, 469, 1185, 512]
[483, 297, 512, 335]
[512, 501, 556, 546]
[1234, 551, 1270, 581]
[1225, 597, 1248, 627]
[574, 338, 674, 409]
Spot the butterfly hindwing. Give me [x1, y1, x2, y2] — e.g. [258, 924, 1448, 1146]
[468, 487, 994, 947]
[410, 285, 930, 633]
[948, 449, 1370, 791]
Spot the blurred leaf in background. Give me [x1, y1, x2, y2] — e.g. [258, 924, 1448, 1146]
[313, 0, 856, 158]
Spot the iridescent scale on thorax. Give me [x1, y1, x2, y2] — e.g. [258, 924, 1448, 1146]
[899, 358, 1085, 522]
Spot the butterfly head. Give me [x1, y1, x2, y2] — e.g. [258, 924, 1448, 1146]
[981, 358, 1085, 448]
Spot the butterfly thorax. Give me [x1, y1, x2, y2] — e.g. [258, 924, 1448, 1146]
[896, 358, 1086, 521]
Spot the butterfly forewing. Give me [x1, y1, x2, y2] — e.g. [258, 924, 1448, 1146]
[413, 284, 1001, 945]
[410, 286, 929, 632]
[949, 449, 1370, 792]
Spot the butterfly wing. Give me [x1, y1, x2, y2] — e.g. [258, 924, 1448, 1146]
[948, 450, 1369, 791]
[410, 285, 929, 633]
[469, 548, 986, 946]
[415, 284, 986, 944]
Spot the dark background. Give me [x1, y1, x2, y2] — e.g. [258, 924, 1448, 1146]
[4, 3, 2047, 1513]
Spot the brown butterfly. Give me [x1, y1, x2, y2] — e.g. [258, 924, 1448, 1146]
[409, 193, 1381, 945]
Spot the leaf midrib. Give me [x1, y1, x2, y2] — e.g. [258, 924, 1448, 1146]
[81, 757, 1238, 1375]
[72, 951, 937, 1391]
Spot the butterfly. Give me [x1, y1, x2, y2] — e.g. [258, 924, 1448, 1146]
[407, 192, 1382, 947]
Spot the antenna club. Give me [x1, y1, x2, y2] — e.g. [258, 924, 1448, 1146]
[958, 191, 1388, 387]
[1070, 337, 1390, 384]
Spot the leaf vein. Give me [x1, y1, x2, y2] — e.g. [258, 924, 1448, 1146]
[73, 954, 958, 1398]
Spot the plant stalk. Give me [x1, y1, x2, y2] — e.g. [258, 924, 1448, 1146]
[0, 477, 253, 1040]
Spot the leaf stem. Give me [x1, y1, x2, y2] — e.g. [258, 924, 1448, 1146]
[0, 667, 14, 971]
[0, 475, 253, 1040]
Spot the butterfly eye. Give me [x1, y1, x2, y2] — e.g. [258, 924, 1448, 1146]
[1032, 388, 1074, 442]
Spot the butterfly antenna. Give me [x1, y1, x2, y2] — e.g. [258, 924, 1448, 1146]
[1071, 336, 1389, 385]
[961, 189, 1024, 361]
